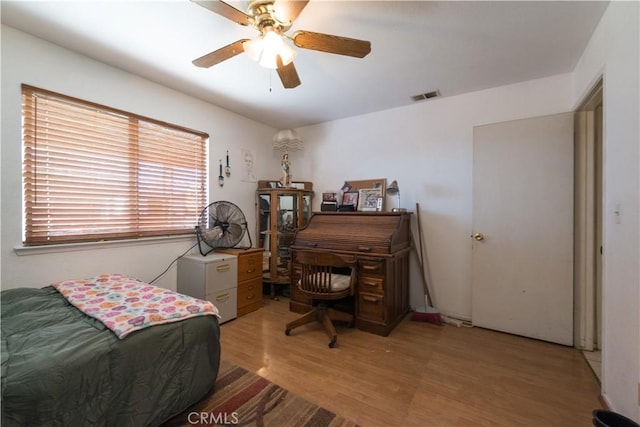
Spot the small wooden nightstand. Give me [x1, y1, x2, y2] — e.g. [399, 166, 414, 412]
[216, 247, 264, 316]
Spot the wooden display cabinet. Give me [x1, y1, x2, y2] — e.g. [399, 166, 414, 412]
[257, 181, 313, 297]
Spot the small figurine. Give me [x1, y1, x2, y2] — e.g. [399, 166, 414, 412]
[280, 152, 291, 187]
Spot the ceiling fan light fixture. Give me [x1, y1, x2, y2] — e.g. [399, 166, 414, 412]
[276, 40, 297, 66]
[242, 30, 297, 69]
[191, 0, 371, 89]
[242, 37, 263, 62]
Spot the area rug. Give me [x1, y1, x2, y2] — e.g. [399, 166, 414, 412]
[163, 359, 358, 427]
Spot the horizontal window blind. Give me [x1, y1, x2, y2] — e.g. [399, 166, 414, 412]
[22, 84, 208, 245]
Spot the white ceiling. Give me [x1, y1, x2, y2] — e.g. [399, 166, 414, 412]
[1, 1, 608, 129]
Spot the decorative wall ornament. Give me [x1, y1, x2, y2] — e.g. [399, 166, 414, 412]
[218, 160, 224, 187]
[241, 148, 257, 182]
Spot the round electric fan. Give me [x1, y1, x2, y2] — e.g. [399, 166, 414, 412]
[195, 201, 252, 256]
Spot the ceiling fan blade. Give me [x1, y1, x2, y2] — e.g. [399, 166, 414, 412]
[193, 39, 249, 68]
[191, 0, 251, 26]
[292, 30, 371, 58]
[275, 0, 309, 24]
[276, 56, 301, 89]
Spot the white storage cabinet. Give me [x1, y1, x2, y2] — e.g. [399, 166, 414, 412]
[177, 253, 238, 324]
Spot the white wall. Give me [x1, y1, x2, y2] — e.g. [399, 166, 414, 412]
[572, 1, 640, 420]
[297, 73, 574, 319]
[1, 26, 279, 291]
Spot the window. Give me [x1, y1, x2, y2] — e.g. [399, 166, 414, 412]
[22, 84, 208, 246]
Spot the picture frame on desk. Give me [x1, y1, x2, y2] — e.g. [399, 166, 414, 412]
[358, 188, 383, 211]
[322, 192, 338, 202]
[321, 192, 338, 211]
[341, 191, 359, 208]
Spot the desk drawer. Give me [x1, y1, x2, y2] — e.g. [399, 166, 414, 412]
[205, 259, 237, 294]
[238, 252, 263, 281]
[357, 292, 386, 323]
[237, 276, 262, 316]
[358, 259, 385, 276]
[359, 275, 383, 293]
[294, 238, 390, 254]
[208, 288, 237, 324]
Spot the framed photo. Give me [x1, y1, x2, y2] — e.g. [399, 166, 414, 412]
[358, 188, 383, 211]
[323, 192, 338, 202]
[341, 191, 359, 207]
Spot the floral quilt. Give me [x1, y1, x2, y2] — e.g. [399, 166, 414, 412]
[51, 273, 220, 339]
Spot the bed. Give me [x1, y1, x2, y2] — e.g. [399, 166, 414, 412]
[1, 275, 221, 427]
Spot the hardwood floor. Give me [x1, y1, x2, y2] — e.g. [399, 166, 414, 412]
[219, 297, 603, 426]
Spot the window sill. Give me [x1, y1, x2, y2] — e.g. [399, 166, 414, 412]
[14, 235, 195, 256]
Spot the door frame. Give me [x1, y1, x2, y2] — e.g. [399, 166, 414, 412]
[573, 78, 603, 351]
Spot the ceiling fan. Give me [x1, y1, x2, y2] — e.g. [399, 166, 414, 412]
[191, 0, 372, 89]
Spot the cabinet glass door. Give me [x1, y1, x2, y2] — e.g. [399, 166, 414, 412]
[257, 188, 313, 288]
[258, 193, 270, 249]
[302, 194, 312, 227]
[276, 193, 297, 280]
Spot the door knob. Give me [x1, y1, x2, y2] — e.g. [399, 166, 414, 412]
[472, 232, 485, 241]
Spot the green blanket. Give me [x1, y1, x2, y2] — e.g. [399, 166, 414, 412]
[1, 286, 221, 426]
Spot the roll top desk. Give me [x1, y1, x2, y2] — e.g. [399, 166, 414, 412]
[290, 211, 411, 336]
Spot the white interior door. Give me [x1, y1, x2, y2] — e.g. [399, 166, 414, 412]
[471, 112, 574, 345]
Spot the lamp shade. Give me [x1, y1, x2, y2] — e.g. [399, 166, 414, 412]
[272, 128, 303, 151]
[242, 31, 297, 70]
[386, 180, 399, 194]
[386, 179, 404, 212]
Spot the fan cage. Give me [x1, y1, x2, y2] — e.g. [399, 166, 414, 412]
[195, 201, 252, 256]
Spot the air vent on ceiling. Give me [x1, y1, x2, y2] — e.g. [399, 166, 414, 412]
[411, 90, 440, 102]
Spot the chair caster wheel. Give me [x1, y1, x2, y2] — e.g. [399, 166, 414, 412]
[285, 329, 291, 336]
[328, 340, 336, 348]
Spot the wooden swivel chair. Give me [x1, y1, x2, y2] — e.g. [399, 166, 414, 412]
[285, 251, 357, 348]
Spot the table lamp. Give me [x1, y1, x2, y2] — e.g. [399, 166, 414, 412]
[386, 180, 405, 212]
[273, 129, 303, 187]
